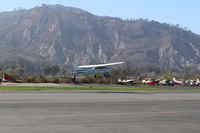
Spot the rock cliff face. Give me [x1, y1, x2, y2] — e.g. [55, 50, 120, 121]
[0, 5, 200, 68]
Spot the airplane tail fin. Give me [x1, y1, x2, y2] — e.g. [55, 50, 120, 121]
[2, 73, 16, 82]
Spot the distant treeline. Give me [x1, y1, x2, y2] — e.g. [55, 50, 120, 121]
[0, 59, 200, 83]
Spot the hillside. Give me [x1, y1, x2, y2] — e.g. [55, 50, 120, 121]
[0, 4, 200, 69]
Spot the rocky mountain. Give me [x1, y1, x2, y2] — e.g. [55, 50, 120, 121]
[0, 4, 200, 69]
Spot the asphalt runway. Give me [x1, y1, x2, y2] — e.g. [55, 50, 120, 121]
[0, 91, 200, 133]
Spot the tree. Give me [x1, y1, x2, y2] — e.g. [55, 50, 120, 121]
[15, 68, 24, 77]
[41, 65, 60, 75]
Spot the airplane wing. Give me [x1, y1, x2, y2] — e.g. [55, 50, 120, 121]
[78, 62, 124, 68]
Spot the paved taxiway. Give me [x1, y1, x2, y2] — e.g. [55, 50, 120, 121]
[0, 90, 200, 133]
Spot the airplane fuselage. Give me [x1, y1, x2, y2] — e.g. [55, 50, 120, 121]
[74, 66, 111, 74]
[72, 62, 124, 82]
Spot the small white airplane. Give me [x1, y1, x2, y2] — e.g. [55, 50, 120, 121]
[72, 62, 124, 82]
[196, 79, 200, 86]
[185, 79, 200, 86]
[141, 78, 160, 85]
[172, 77, 183, 85]
[73, 62, 124, 74]
[117, 79, 135, 85]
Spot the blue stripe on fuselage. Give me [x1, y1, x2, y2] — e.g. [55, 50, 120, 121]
[75, 66, 111, 74]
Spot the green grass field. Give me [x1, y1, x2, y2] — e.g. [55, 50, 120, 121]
[0, 86, 200, 91]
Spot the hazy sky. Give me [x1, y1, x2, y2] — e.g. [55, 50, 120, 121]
[1, 0, 200, 35]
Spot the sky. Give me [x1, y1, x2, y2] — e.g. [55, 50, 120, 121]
[0, 0, 200, 35]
